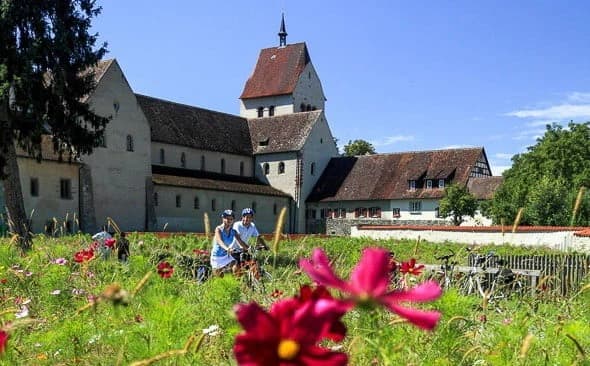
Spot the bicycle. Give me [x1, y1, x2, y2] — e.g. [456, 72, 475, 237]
[235, 244, 272, 292]
[433, 250, 457, 290]
[460, 250, 497, 298]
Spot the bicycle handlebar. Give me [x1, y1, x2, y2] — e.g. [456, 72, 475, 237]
[435, 249, 455, 261]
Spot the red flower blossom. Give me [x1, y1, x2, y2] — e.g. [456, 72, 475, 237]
[104, 238, 116, 248]
[74, 248, 95, 263]
[399, 258, 425, 276]
[0, 330, 8, 354]
[193, 249, 209, 256]
[0, 279, 7, 284]
[234, 295, 348, 366]
[299, 247, 442, 330]
[271, 289, 284, 298]
[157, 262, 174, 278]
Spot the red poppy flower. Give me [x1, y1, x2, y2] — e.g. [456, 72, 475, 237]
[299, 248, 442, 330]
[234, 296, 348, 366]
[74, 248, 95, 263]
[157, 262, 174, 278]
[104, 238, 116, 248]
[0, 330, 8, 354]
[399, 258, 425, 276]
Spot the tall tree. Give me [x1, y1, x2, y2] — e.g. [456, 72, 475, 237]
[438, 183, 478, 226]
[343, 139, 376, 156]
[0, 0, 109, 252]
[489, 122, 590, 225]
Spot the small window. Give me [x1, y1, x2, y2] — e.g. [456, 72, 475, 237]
[409, 180, 416, 190]
[175, 195, 181, 208]
[310, 162, 315, 175]
[300, 103, 306, 112]
[98, 135, 106, 148]
[126, 135, 134, 152]
[369, 207, 382, 218]
[273, 203, 277, 215]
[231, 200, 236, 211]
[426, 180, 432, 189]
[159, 148, 165, 164]
[263, 163, 270, 175]
[435, 207, 440, 218]
[30, 178, 39, 197]
[211, 199, 216, 211]
[251, 201, 257, 213]
[258, 138, 269, 147]
[113, 101, 120, 114]
[320, 138, 323, 144]
[278, 162, 285, 174]
[221, 158, 226, 174]
[257, 107, 264, 117]
[60, 179, 72, 200]
[409, 201, 422, 213]
[194, 197, 199, 209]
[392, 208, 401, 218]
[438, 179, 445, 189]
[180, 152, 186, 168]
[269, 105, 275, 116]
[201, 155, 205, 170]
[154, 192, 158, 206]
[306, 104, 312, 111]
[240, 161, 244, 176]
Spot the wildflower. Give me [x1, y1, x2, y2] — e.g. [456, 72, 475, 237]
[52, 258, 68, 265]
[50, 290, 61, 295]
[203, 325, 220, 336]
[0, 330, 8, 354]
[157, 262, 174, 278]
[234, 299, 348, 366]
[15, 305, 29, 319]
[399, 258, 425, 276]
[101, 284, 130, 306]
[0, 279, 6, 284]
[299, 247, 442, 330]
[72, 289, 86, 296]
[193, 249, 209, 256]
[134, 314, 144, 323]
[104, 238, 116, 248]
[270, 289, 284, 298]
[74, 248, 95, 263]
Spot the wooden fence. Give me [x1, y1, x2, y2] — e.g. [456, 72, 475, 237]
[468, 254, 590, 296]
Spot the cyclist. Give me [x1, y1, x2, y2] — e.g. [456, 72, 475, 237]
[210, 209, 239, 274]
[231, 208, 269, 257]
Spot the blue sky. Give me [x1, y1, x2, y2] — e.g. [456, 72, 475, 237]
[93, 1, 590, 175]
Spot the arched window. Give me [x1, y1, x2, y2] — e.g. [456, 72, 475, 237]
[126, 135, 134, 152]
[231, 200, 236, 211]
[310, 162, 316, 175]
[221, 158, 226, 174]
[180, 152, 186, 168]
[300, 103, 305, 112]
[201, 155, 205, 170]
[239, 161, 244, 176]
[175, 195, 181, 208]
[154, 192, 158, 206]
[306, 104, 312, 111]
[273, 203, 277, 215]
[194, 197, 199, 209]
[211, 199, 216, 211]
[257, 106, 264, 117]
[269, 105, 275, 116]
[159, 149, 165, 164]
[263, 163, 269, 175]
[278, 162, 285, 174]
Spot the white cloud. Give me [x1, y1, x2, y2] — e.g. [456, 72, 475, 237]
[568, 92, 590, 103]
[506, 104, 590, 120]
[512, 128, 545, 141]
[525, 119, 555, 127]
[439, 144, 475, 150]
[494, 153, 513, 160]
[371, 135, 414, 147]
[491, 165, 511, 175]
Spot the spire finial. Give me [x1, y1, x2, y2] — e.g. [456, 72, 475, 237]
[278, 13, 287, 47]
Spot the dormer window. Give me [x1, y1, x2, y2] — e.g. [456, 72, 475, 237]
[426, 180, 432, 189]
[257, 106, 264, 117]
[258, 138, 269, 147]
[269, 105, 275, 116]
[263, 163, 269, 175]
[409, 180, 416, 190]
[438, 179, 445, 189]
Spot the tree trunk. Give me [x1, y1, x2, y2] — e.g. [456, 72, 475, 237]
[2, 141, 32, 252]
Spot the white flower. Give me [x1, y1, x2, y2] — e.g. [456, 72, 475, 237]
[50, 289, 61, 295]
[202, 324, 220, 336]
[15, 305, 29, 318]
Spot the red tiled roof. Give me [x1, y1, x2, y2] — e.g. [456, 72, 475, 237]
[307, 148, 487, 202]
[248, 110, 321, 154]
[467, 176, 504, 200]
[240, 43, 310, 99]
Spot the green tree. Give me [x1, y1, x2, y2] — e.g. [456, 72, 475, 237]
[489, 122, 590, 225]
[343, 139, 376, 156]
[438, 184, 478, 225]
[0, 0, 109, 252]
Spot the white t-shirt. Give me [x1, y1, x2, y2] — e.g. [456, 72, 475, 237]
[231, 221, 260, 250]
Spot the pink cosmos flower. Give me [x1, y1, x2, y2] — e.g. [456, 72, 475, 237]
[234, 296, 348, 366]
[0, 330, 8, 354]
[52, 258, 68, 265]
[157, 262, 174, 278]
[299, 247, 442, 330]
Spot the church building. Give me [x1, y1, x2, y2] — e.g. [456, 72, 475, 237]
[0, 16, 500, 235]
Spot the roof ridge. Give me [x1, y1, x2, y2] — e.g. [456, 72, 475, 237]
[351, 147, 484, 158]
[134, 93, 246, 121]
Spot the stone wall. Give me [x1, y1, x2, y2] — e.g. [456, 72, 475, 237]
[325, 218, 452, 236]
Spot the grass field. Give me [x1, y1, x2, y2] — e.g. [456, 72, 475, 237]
[0, 233, 588, 365]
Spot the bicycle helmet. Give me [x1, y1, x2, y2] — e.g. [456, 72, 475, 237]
[241, 208, 255, 216]
[221, 209, 235, 218]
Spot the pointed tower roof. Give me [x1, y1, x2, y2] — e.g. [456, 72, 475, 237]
[240, 42, 311, 99]
[278, 13, 288, 47]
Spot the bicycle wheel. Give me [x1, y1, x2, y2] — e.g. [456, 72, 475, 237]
[196, 265, 210, 284]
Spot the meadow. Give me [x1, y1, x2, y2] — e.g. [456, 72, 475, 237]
[0, 233, 588, 365]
